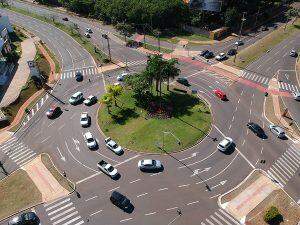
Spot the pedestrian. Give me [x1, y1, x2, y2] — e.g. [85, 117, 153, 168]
[88, 78, 91, 82]
[63, 171, 66, 177]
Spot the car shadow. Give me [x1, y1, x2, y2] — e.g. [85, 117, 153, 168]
[279, 136, 288, 140]
[140, 166, 164, 173]
[112, 173, 121, 181]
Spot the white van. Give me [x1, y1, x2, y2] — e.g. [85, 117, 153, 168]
[69, 92, 83, 105]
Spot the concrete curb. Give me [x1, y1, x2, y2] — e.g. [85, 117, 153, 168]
[95, 90, 214, 156]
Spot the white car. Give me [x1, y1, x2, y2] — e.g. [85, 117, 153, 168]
[215, 53, 226, 61]
[217, 137, 233, 152]
[104, 137, 123, 155]
[86, 28, 92, 33]
[69, 92, 83, 105]
[80, 112, 90, 127]
[138, 159, 162, 172]
[117, 72, 129, 81]
[289, 49, 298, 57]
[269, 125, 285, 139]
[83, 95, 97, 106]
[234, 40, 243, 46]
[97, 160, 118, 178]
[293, 92, 300, 101]
[84, 132, 97, 149]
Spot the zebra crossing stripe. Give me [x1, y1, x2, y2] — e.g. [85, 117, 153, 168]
[288, 149, 300, 160]
[10, 149, 31, 160]
[290, 146, 300, 157]
[284, 152, 299, 167]
[218, 209, 240, 225]
[214, 212, 232, 225]
[46, 198, 70, 211]
[205, 219, 214, 225]
[268, 168, 286, 185]
[257, 76, 262, 83]
[279, 158, 296, 173]
[280, 155, 297, 171]
[271, 164, 289, 180]
[60, 216, 82, 225]
[274, 162, 292, 178]
[16, 153, 36, 164]
[52, 211, 78, 225]
[48, 203, 73, 216]
[13, 151, 34, 162]
[210, 215, 223, 225]
[50, 207, 76, 221]
[264, 78, 269, 85]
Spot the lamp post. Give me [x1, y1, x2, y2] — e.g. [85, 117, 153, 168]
[156, 131, 210, 191]
[234, 12, 246, 63]
[102, 34, 111, 62]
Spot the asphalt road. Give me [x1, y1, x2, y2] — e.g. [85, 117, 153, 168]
[0, 4, 299, 225]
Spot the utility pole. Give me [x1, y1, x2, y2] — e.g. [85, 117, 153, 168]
[102, 34, 111, 62]
[234, 12, 246, 63]
[254, 6, 260, 31]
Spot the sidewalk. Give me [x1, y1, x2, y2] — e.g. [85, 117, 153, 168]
[0, 38, 36, 107]
[23, 155, 69, 202]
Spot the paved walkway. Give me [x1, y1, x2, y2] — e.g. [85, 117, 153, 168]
[222, 174, 279, 224]
[0, 38, 36, 107]
[23, 155, 69, 202]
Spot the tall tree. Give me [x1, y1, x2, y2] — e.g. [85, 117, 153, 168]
[162, 58, 180, 91]
[115, 22, 135, 44]
[107, 84, 123, 106]
[100, 93, 113, 114]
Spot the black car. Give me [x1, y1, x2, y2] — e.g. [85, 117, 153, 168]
[247, 122, 266, 138]
[227, 49, 237, 56]
[176, 77, 189, 86]
[203, 51, 214, 59]
[8, 212, 39, 225]
[62, 17, 68, 21]
[75, 71, 83, 82]
[199, 50, 209, 57]
[110, 191, 131, 210]
[46, 106, 61, 119]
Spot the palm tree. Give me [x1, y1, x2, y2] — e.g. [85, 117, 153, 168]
[162, 58, 180, 91]
[107, 84, 123, 106]
[100, 93, 113, 114]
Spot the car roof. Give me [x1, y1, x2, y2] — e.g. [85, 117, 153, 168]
[108, 140, 116, 145]
[72, 91, 82, 97]
[85, 132, 93, 138]
[273, 126, 284, 132]
[219, 138, 230, 146]
[111, 191, 125, 199]
[143, 159, 154, 165]
[81, 112, 88, 117]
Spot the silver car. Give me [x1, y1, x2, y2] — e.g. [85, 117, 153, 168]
[104, 137, 123, 155]
[269, 125, 285, 138]
[293, 92, 300, 101]
[138, 159, 162, 172]
[217, 137, 233, 152]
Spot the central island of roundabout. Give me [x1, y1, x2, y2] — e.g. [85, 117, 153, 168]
[98, 55, 212, 153]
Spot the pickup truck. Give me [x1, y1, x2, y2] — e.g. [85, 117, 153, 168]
[97, 160, 118, 178]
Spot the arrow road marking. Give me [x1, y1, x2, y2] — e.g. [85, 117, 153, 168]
[56, 147, 66, 161]
[72, 138, 81, 152]
[206, 180, 227, 191]
[180, 152, 198, 161]
[191, 167, 211, 177]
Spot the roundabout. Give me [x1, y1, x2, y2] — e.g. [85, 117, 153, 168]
[98, 84, 212, 153]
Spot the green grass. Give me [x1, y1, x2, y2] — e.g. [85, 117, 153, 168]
[41, 154, 74, 192]
[0, 170, 42, 219]
[98, 87, 211, 153]
[35, 47, 51, 80]
[2, 79, 41, 124]
[41, 42, 61, 73]
[177, 33, 210, 42]
[3, 5, 109, 64]
[225, 19, 300, 69]
[142, 43, 173, 54]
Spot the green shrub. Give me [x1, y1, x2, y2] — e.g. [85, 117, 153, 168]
[264, 206, 281, 224]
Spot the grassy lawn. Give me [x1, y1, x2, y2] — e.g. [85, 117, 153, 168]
[176, 33, 210, 42]
[98, 87, 211, 153]
[225, 19, 300, 69]
[142, 43, 173, 54]
[2, 80, 41, 124]
[0, 170, 42, 219]
[41, 154, 74, 192]
[3, 5, 109, 64]
[41, 42, 61, 73]
[35, 47, 50, 80]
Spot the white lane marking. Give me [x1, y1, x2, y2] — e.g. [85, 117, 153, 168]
[120, 218, 133, 223]
[137, 193, 148, 198]
[179, 152, 198, 161]
[186, 201, 199, 206]
[90, 210, 103, 217]
[178, 150, 217, 169]
[48, 121, 56, 127]
[214, 125, 255, 169]
[158, 187, 168, 191]
[210, 194, 221, 199]
[231, 116, 235, 122]
[108, 186, 120, 192]
[166, 207, 178, 211]
[178, 184, 190, 188]
[56, 147, 66, 161]
[129, 179, 141, 184]
[150, 172, 162, 176]
[206, 180, 227, 191]
[145, 212, 157, 216]
[41, 136, 51, 143]
[85, 196, 98, 202]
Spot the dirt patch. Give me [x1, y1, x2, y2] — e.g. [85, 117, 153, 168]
[246, 189, 300, 225]
[0, 170, 42, 219]
[221, 170, 263, 204]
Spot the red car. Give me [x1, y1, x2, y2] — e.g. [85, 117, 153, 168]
[46, 106, 61, 118]
[213, 89, 227, 100]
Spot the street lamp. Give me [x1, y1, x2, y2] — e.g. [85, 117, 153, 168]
[155, 131, 210, 191]
[234, 12, 246, 63]
[102, 34, 112, 62]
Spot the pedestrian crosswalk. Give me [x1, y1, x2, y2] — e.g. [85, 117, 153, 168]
[60, 66, 98, 80]
[200, 208, 240, 225]
[126, 59, 147, 67]
[267, 144, 300, 188]
[0, 136, 37, 167]
[240, 71, 270, 85]
[44, 197, 84, 225]
[279, 82, 299, 93]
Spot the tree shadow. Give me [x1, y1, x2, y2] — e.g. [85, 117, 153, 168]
[111, 107, 139, 125]
[268, 214, 284, 225]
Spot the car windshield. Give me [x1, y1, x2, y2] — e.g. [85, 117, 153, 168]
[81, 117, 87, 121]
[112, 143, 118, 148]
[87, 138, 94, 142]
[107, 166, 114, 172]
